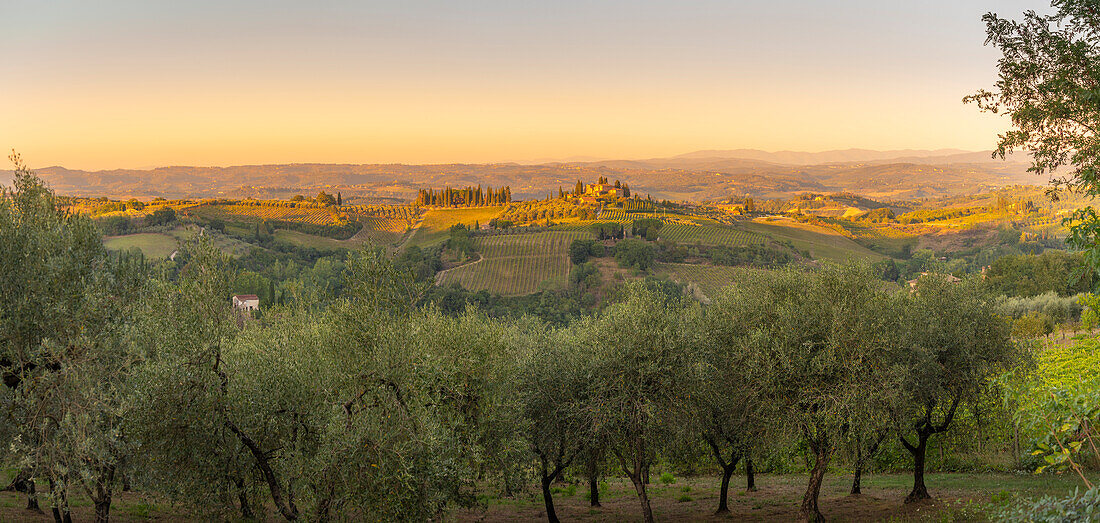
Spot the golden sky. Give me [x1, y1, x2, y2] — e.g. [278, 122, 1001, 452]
[1, 0, 1037, 170]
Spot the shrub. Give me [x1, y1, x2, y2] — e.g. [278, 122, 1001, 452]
[676, 495, 693, 503]
[569, 262, 601, 288]
[614, 238, 656, 271]
[95, 215, 131, 236]
[146, 206, 177, 227]
[659, 472, 676, 485]
[992, 487, 1100, 522]
[1011, 311, 1054, 339]
[632, 218, 663, 239]
[570, 239, 597, 264]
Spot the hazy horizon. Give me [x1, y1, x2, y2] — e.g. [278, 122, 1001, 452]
[3, 1, 1044, 170]
[19, 147, 1016, 172]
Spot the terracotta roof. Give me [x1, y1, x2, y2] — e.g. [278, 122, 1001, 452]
[233, 294, 259, 301]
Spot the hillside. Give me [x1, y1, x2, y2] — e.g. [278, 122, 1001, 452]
[671, 148, 1026, 165]
[7, 149, 1037, 203]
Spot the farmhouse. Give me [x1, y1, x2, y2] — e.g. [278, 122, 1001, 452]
[585, 183, 619, 197]
[232, 294, 260, 312]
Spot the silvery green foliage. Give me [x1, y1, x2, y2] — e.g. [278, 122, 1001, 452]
[995, 292, 1086, 323]
[993, 487, 1100, 522]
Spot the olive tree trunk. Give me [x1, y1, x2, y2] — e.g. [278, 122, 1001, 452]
[900, 398, 960, 504]
[705, 437, 741, 514]
[798, 445, 831, 523]
[746, 455, 757, 491]
[628, 474, 655, 523]
[588, 473, 600, 507]
[902, 432, 932, 503]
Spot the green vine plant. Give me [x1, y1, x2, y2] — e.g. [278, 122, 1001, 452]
[1028, 389, 1099, 489]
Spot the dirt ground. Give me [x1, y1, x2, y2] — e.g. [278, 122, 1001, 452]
[0, 490, 192, 522]
[0, 472, 1085, 521]
[455, 472, 1083, 522]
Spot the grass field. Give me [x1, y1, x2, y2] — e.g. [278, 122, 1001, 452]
[744, 216, 885, 262]
[103, 233, 179, 259]
[436, 230, 592, 295]
[406, 207, 505, 247]
[103, 225, 252, 259]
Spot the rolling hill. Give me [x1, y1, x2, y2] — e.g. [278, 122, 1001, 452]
[7, 149, 1037, 203]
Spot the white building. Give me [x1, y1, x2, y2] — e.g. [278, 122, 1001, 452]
[232, 294, 260, 312]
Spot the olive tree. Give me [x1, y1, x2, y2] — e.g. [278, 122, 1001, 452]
[0, 157, 146, 522]
[512, 324, 592, 522]
[126, 239, 265, 518]
[684, 279, 777, 514]
[891, 275, 1017, 503]
[746, 265, 897, 523]
[131, 243, 515, 521]
[581, 281, 695, 523]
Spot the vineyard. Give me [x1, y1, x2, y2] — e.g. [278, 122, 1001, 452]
[658, 222, 765, 246]
[551, 221, 603, 231]
[436, 230, 593, 296]
[357, 217, 411, 244]
[654, 263, 751, 298]
[744, 217, 885, 262]
[189, 203, 344, 226]
[347, 204, 421, 222]
[1010, 337, 1100, 455]
[186, 202, 364, 239]
[620, 198, 655, 212]
[599, 209, 631, 221]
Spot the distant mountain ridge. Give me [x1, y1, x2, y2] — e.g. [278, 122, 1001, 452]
[672, 148, 1017, 165]
[6, 149, 1039, 202]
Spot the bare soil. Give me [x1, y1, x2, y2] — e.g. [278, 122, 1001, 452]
[0, 472, 1083, 521]
[454, 472, 1079, 522]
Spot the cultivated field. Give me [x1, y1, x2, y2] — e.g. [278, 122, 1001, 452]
[658, 222, 765, 247]
[437, 230, 593, 295]
[599, 208, 631, 221]
[745, 216, 885, 262]
[406, 207, 505, 247]
[655, 263, 752, 298]
[188, 202, 346, 226]
[354, 216, 409, 244]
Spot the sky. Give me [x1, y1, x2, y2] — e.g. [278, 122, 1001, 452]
[0, 0, 1045, 170]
